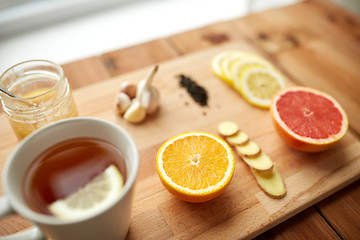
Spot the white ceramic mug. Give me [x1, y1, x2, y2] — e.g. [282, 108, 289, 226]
[0, 117, 139, 240]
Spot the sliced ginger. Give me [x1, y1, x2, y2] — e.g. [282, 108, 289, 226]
[242, 153, 273, 173]
[251, 167, 286, 198]
[217, 121, 239, 137]
[217, 121, 286, 199]
[226, 131, 249, 146]
[235, 140, 261, 158]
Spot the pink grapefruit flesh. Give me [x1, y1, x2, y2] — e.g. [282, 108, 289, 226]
[270, 86, 348, 152]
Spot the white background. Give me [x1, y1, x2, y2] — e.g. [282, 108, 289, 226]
[0, 0, 357, 72]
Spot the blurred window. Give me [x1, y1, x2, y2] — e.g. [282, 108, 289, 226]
[0, 0, 136, 37]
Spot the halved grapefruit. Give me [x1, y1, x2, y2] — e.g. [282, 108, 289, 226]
[270, 86, 348, 152]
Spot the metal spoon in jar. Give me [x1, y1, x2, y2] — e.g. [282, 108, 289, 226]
[0, 86, 37, 106]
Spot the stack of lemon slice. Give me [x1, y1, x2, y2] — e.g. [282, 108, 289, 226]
[211, 50, 285, 109]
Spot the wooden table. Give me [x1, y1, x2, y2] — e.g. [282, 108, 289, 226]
[1, 0, 359, 239]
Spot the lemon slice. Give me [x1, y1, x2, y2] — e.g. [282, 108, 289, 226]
[232, 58, 274, 94]
[211, 50, 234, 82]
[226, 55, 267, 80]
[220, 53, 247, 85]
[49, 165, 124, 220]
[238, 68, 285, 108]
[211, 50, 244, 85]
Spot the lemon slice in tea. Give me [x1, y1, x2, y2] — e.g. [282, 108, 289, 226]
[49, 165, 124, 220]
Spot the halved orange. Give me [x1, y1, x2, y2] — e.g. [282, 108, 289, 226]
[270, 86, 348, 152]
[156, 132, 235, 203]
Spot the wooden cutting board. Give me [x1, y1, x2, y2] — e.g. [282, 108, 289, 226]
[0, 41, 359, 239]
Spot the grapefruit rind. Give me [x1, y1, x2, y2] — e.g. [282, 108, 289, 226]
[156, 132, 235, 203]
[270, 86, 348, 152]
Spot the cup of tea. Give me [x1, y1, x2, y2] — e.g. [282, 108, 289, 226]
[0, 117, 139, 240]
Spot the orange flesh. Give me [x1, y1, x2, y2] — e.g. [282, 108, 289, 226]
[276, 91, 343, 139]
[161, 135, 229, 190]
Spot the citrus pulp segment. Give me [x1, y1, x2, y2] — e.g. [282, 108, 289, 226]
[156, 132, 235, 203]
[270, 86, 348, 152]
[240, 68, 285, 108]
[49, 165, 124, 220]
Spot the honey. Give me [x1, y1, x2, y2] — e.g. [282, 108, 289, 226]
[0, 60, 78, 140]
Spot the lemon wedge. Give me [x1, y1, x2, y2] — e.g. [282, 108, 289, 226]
[49, 165, 124, 220]
[238, 68, 285, 108]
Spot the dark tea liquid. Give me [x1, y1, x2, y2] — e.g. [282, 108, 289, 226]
[22, 137, 127, 215]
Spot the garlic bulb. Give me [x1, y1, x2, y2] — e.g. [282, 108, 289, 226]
[117, 64, 160, 123]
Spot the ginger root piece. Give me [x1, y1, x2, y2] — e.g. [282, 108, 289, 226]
[217, 120, 286, 199]
[217, 121, 239, 137]
[242, 153, 274, 173]
[226, 131, 249, 146]
[236, 140, 261, 158]
[251, 166, 286, 198]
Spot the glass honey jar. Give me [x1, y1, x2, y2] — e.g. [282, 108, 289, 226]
[0, 60, 78, 140]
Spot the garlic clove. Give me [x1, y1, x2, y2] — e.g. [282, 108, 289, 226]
[115, 92, 131, 115]
[120, 81, 137, 99]
[136, 79, 146, 99]
[136, 65, 158, 99]
[123, 99, 146, 123]
[140, 86, 160, 115]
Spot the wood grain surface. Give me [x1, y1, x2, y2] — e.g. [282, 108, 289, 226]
[0, 0, 359, 239]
